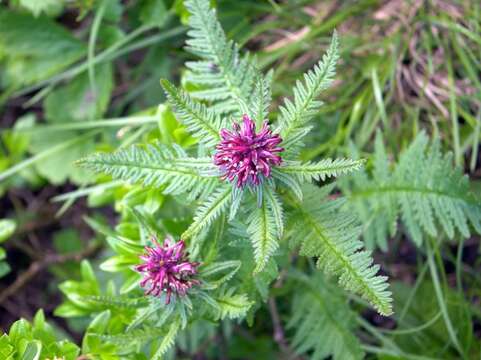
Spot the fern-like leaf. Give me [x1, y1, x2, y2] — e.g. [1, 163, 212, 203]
[272, 168, 304, 201]
[161, 79, 223, 147]
[288, 184, 392, 316]
[82, 295, 148, 310]
[77, 142, 217, 196]
[91, 326, 165, 346]
[264, 185, 284, 237]
[288, 271, 364, 360]
[280, 30, 339, 150]
[229, 186, 244, 221]
[215, 288, 252, 320]
[127, 299, 174, 331]
[182, 185, 233, 239]
[247, 190, 280, 274]
[252, 70, 273, 126]
[280, 158, 364, 183]
[343, 132, 481, 249]
[184, 0, 256, 114]
[152, 319, 180, 360]
[199, 260, 241, 288]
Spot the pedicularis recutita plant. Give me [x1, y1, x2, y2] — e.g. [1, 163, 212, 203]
[79, 0, 393, 336]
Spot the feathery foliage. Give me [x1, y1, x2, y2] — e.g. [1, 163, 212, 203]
[81, 295, 148, 310]
[8, 0, 481, 358]
[280, 30, 339, 150]
[214, 288, 253, 320]
[78, 142, 218, 196]
[247, 190, 280, 273]
[288, 184, 393, 316]
[280, 158, 365, 183]
[343, 132, 481, 250]
[288, 272, 364, 360]
[92, 326, 166, 346]
[271, 168, 304, 201]
[263, 184, 284, 238]
[152, 319, 181, 359]
[252, 70, 273, 125]
[161, 79, 224, 147]
[75, 0, 387, 320]
[184, 0, 257, 114]
[182, 185, 232, 239]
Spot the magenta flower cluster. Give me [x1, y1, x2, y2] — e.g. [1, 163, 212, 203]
[135, 237, 200, 304]
[214, 115, 284, 188]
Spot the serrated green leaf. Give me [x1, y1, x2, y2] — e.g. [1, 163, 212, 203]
[184, 0, 256, 114]
[199, 260, 241, 288]
[182, 185, 232, 239]
[151, 319, 180, 359]
[280, 158, 365, 183]
[161, 79, 223, 147]
[78, 142, 217, 196]
[263, 185, 284, 238]
[289, 184, 392, 316]
[288, 272, 364, 360]
[215, 291, 252, 320]
[247, 193, 279, 274]
[280, 31, 339, 151]
[344, 131, 481, 249]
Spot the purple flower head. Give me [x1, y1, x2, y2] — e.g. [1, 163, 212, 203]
[135, 237, 200, 304]
[214, 115, 284, 188]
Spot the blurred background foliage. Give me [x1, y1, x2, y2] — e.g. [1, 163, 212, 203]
[0, 0, 480, 359]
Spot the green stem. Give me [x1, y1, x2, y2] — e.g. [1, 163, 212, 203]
[12, 24, 183, 98]
[398, 261, 429, 322]
[0, 131, 100, 183]
[1, 115, 158, 133]
[87, 0, 107, 105]
[426, 239, 465, 358]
